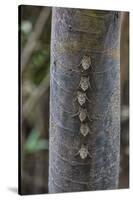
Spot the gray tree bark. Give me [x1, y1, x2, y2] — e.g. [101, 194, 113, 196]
[49, 7, 122, 193]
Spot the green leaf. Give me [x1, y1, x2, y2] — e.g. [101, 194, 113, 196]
[24, 128, 49, 153]
[35, 140, 49, 151]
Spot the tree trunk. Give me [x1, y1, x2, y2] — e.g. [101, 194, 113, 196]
[49, 7, 122, 193]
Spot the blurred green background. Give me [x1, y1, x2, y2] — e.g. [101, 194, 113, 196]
[20, 5, 129, 194]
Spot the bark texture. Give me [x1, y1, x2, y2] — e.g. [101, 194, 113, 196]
[49, 7, 122, 193]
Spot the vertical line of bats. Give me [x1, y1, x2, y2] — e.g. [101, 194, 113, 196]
[74, 56, 93, 159]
